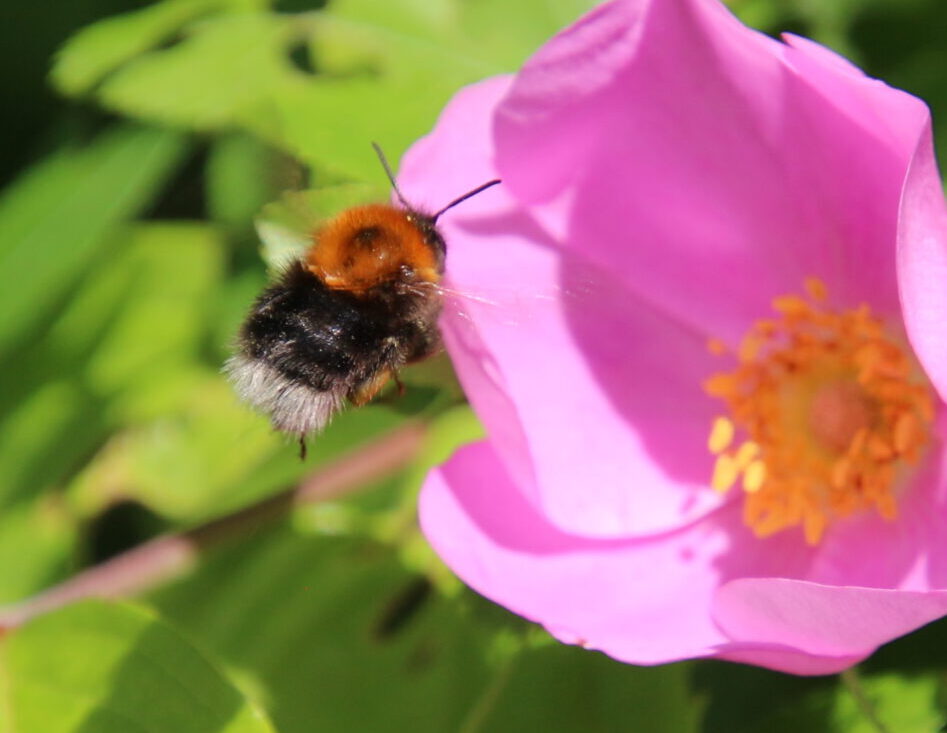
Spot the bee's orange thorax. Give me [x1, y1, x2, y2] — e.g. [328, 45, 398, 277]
[306, 204, 441, 292]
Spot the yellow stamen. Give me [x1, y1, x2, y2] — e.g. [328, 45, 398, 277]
[734, 441, 760, 469]
[743, 460, 766, 493]
[711, 454, 739, 493]
[708, 417, 735, 454]
[704, 279, 934, 545]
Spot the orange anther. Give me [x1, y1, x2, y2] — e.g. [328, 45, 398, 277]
[703, 279, 933, 545]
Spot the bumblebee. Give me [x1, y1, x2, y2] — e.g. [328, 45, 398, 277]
[226, 145, 500, 457]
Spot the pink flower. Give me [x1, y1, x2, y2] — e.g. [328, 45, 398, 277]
[397, 0, 947, 674]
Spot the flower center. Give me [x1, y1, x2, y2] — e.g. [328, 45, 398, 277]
[808, 380, 873, 454]
[704, 278, 935, 544]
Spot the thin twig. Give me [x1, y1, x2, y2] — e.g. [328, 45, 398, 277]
[840, 667, 891, 733]
[0, 422, 427, 629]
[458, 655, 518, 733]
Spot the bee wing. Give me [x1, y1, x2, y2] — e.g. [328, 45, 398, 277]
[436, 277, 595, 329]
[255, 183, 389, 272]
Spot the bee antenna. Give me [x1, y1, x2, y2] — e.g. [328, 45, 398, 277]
[431, 179, 502, 223]
[371, 142, 412, 210]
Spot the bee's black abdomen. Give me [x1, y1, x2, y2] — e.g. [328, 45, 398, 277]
[227, 261, 441, 435]
[240, 263, 363, 390]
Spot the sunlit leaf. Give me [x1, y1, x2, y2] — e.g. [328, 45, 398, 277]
[254, 183, 386, 271]
[67, 371, 428, 523]
[82, 222, 224, 416]
[0, 600, 275, 732]
[95, 13, 295, 131]
[206, 133, 284, 235]
[152, 531, 495, 732]
[56, 0, 598, 181]
[832, 672, 945, 732]
[52, 0, 223, 96]
[384, 405, 483, 587]
[152, 526, 701, 733]
[0, 221, 219, 508]
[0, 380, 100, 507]
[266, 0, 598, 177]
[0, 124, 187, 353]
[0, 498, 75, 604]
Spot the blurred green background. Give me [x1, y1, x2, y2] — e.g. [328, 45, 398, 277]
[2, 0, 947, 730]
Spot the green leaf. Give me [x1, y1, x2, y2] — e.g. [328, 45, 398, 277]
[254, 183, 387, 271]
[0, 379, 102, 507]
[384, 405, 483, 585]
[94, 14, 295, 132]
[153, 527, 704, 732]
[52, 0, 273, 96]
[66, 370, 428, 523]
[59, 0, 598, 181]
[832, 672, 944, 732]
[152, 532, 496, 732]
[735, 670, 943, 732]
[0, 221, 221, 508]
[0, 498, 75, 604]
[692, 661, 837, 732]
[405, 405, 485, 489]
[0, 124, 187, 354]
[81, 222, 224, 416]
[206, 133, 283, 235]
[0, 600, 275, 733]
[52, 0, 223, 96]
[476, 648, 699, 733]
[263, 75, 451, 182]
[67, 374, 280, 522]
[264, 0, 599, 178]
[441, 0, 599, 71]
[691, 662, 947, 732]
[728, 0, 791, 32]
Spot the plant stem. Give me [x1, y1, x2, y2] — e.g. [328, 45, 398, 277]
[840, 667, 890, 733]
[458, 655, 517, 733]
[0, 422, 426, 628]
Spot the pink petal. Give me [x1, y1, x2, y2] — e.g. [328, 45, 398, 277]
[402, 77, 729, 536]
[421, 438, 947, 673]
[444, 253, 729, 536]
[486, 0, 649, 203]
[495, 0, 931, 345]
[897, 120, 947, 402]
[419, 439, 732, 663]
[419, 439, 897, 672]
[714, 646, 868, 676]
[405, 0, 947, 673]
[698, 430, 947, 673]
[714, 579, 947, 663]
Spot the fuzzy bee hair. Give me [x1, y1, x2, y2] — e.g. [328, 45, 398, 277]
[226, 260, 441, 437]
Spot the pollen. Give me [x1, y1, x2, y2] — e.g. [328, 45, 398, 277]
[704, 279, 935, 545]
[708, 417, 735, 454]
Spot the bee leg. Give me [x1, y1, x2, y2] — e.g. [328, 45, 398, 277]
[392, 372, 405, 397]
[298, 434, 308, 461]
[349, 370, 394, 407]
